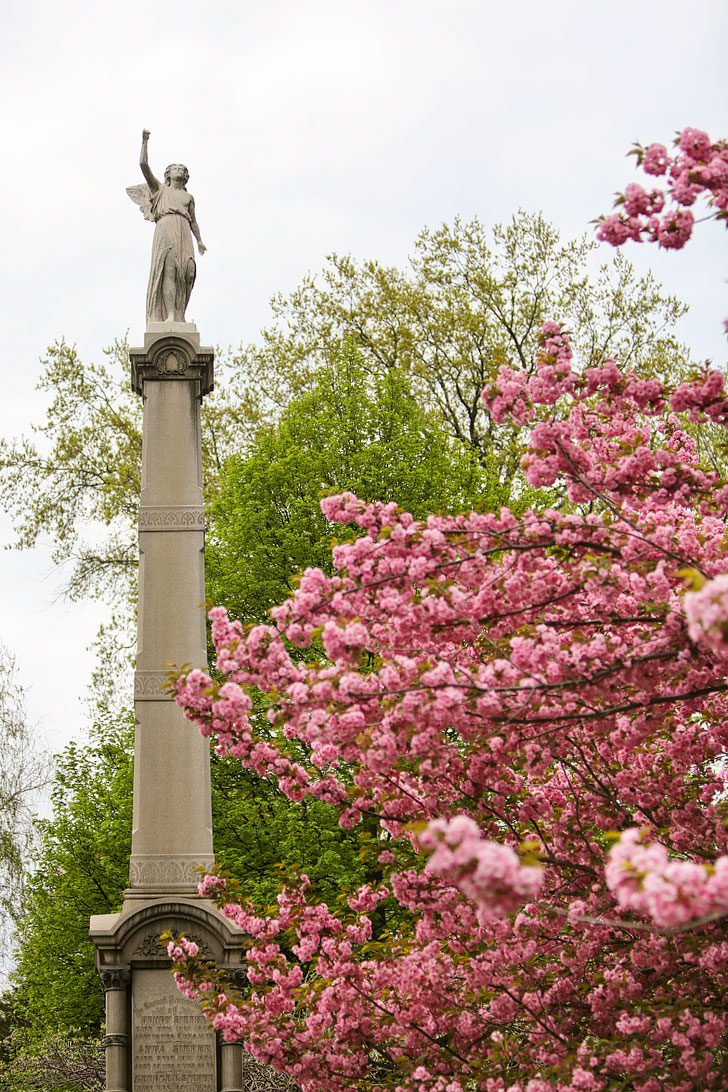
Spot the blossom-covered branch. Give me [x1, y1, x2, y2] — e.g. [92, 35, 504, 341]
[596, 127, 728, 252]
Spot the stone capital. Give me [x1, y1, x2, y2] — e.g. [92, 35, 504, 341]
[100, 968, 131, 992]
[130, 323, 214, 397]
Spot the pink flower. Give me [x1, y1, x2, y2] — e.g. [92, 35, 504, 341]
[684, 574, 728, 654]
[606, 829, 728, 927]
[679, 127, 712, 161]
[421, 815, 543, 922]
[656, 208, 694, 249]
[642, 142, 669, 176]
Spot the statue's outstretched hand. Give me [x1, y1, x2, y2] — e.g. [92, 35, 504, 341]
[198, 243, 207, 255]
[142, 129, 151, 143]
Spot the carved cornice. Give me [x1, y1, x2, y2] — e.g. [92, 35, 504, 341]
[130, 334, 214, 398]
[134, 670, 172, 702]
[100, 969, 131, 991]
[129, 854, 216, 890]
[138, 505, 206, 531]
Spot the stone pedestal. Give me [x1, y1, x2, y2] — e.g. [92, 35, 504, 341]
[90, 324, 247, 1090]
[91, 900, 247, 1092]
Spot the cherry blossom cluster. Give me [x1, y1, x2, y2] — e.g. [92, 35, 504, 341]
[684, 573, 728, 654]
[168, 315, 728, 1091]
[166, 936, 200, 962]
[419, 815, 543, 924]
[596, 127, 727, 251]
[606, 829, 728, 928]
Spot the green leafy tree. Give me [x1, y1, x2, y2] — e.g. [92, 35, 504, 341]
[9, 712, 134, 1038]
[238, 211, 691, 490]
[0, 210, 699, 1070]
[0, 645, 51, 986]
[207, 345, 490, 625]
[5, 344, 492, 1048]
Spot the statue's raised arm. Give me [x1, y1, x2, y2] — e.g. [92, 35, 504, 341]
[139, 129, 161, 193]
[126, 129, 206, 324]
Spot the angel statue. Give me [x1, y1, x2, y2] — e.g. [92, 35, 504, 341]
[127, 129, 207, 324]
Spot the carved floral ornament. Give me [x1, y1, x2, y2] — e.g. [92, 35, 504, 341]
[133, 930, 211, 959]
[138, 506, 206, 529]
[153, 345, 190, 377]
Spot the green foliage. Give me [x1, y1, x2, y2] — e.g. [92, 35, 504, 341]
[0, 212, 692, 622]
[0, 339, 246, 618]
[238, 211, 692, 490]
[0, 339, 142, 608]
[207, 345, 491, 625]
[9, 714, 134, 1038]
[0, 646, 51, 982]
[1, 210, 701, 1062]
[211, 756, 370, 907]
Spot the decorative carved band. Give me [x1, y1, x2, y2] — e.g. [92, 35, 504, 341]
[103, 1033, 129, 1048]
[134, 671, 172, 701]
[100, 969, 131, 991]
[129, 854, 216, 890]
[138, 506, 206, 530]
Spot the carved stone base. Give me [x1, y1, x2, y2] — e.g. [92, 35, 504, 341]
[90, 898, 247, 1092]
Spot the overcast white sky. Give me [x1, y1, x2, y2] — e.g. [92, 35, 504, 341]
[0, 0, 726, 754]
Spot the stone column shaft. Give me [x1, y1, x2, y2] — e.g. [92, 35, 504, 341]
[128, 330, 215, 896]
[101, 972, 130, 1092]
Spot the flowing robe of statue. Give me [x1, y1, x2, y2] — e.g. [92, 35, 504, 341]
[145, 184, 196, 322]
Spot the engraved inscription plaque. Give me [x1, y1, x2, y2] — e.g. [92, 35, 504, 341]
[132, 969, 216, 1091]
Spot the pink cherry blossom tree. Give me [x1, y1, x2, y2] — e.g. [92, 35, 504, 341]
[168, 130, 728, 1091]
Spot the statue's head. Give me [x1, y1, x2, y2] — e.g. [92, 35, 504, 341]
[164, 163, 189, 186]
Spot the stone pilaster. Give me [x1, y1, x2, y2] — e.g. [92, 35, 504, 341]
[100, 970, 130, 1092]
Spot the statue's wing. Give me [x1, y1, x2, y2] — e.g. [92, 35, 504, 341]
[126, 183, 154, 222]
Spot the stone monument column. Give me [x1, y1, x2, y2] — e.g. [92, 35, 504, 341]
[128, 325, 215, 898]
[90, 133, 246, 1092]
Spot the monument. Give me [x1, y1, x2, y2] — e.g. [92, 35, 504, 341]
[90, 132, 246, 1092]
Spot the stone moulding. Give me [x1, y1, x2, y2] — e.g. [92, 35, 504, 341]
[128, 853, 215, 890]
[133, 670, 173, 701]
[103, 1034, 129, 1048]
[138, 505, 206, 530]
